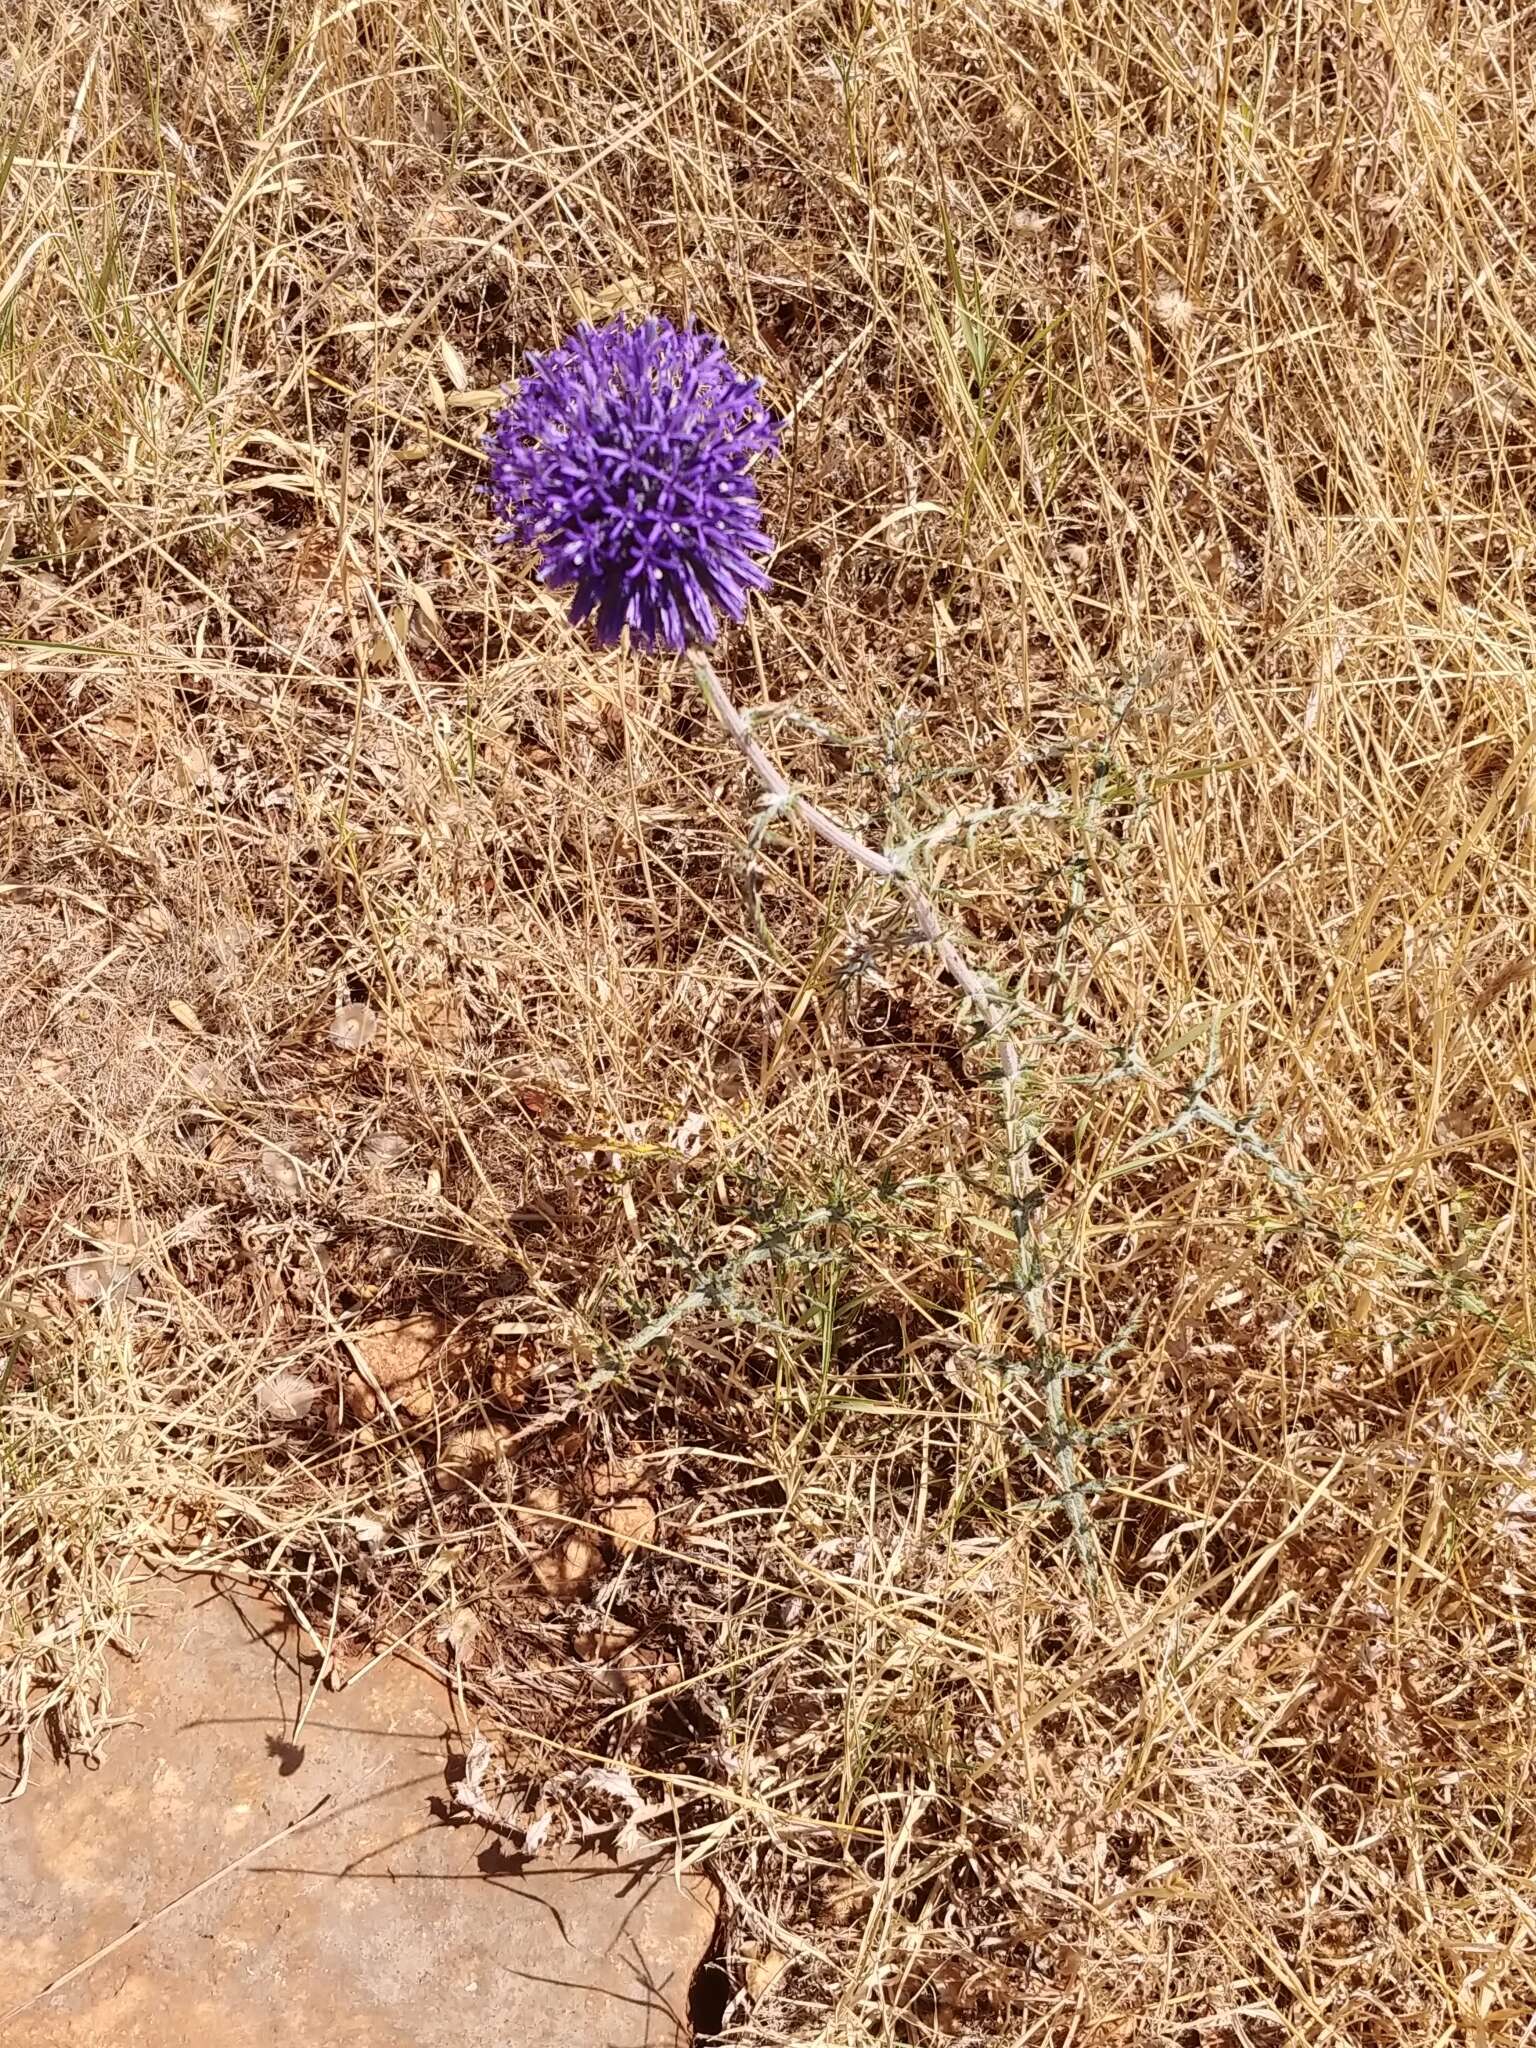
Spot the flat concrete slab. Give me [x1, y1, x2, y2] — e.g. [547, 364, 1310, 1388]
[0, 1579, 711, 2047]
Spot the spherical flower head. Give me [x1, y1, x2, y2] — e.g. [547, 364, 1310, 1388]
[485, 315, 779, 653]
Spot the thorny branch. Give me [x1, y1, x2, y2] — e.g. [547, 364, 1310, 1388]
[690, 653, 1097, 1571]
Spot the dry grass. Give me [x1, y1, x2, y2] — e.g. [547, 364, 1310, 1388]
[4, 0, 1536, 2039]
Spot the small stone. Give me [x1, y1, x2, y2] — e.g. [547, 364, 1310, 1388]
[601, 1497, 657, 1558]
[532, 1533, 602, 1601]
[344, 1313, 461, 1423]
[516, 1483, 565, 1530]
[435, 1424, 515, 1494]
[591, 1451, 650, 1498]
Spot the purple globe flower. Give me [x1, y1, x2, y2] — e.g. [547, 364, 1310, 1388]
[486, 315, 779, 653]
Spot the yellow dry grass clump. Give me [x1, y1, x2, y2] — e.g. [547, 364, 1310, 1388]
[3, 0, 1535, 2040]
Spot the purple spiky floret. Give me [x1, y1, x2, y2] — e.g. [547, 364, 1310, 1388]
[486, 315, 779, 652]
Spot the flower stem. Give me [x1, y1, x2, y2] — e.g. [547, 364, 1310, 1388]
[690, 652, 1095, 1570]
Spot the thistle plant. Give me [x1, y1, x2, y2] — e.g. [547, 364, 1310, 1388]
[487, 314, 1094, 1565]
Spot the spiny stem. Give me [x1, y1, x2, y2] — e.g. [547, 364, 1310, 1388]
[690, 652, 1096, 1571]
